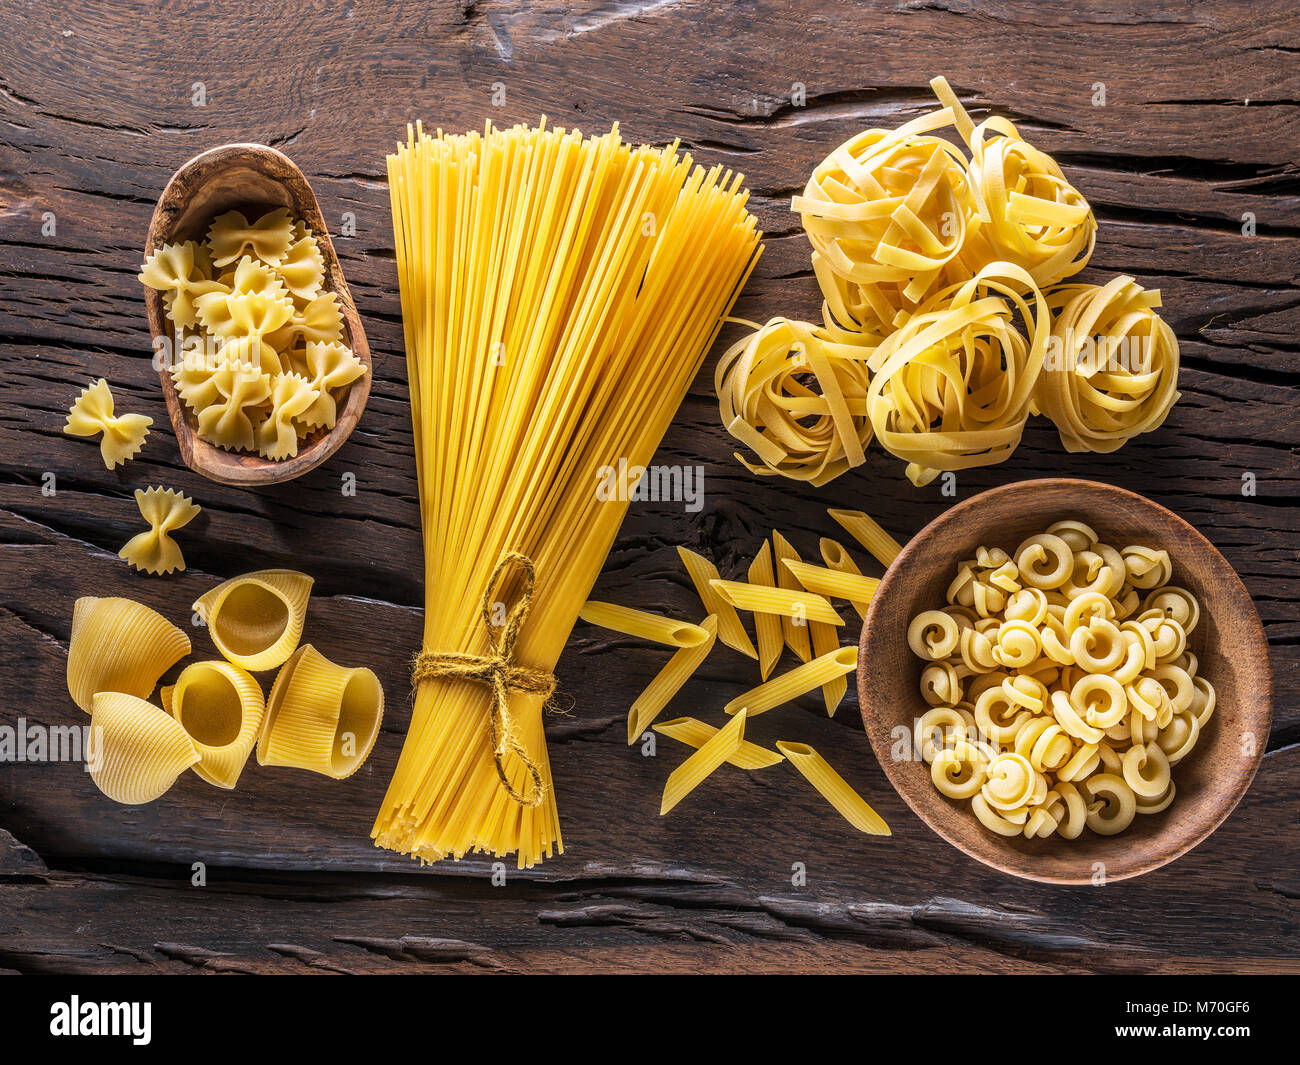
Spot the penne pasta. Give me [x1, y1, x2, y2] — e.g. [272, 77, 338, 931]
[627, 616, 719, 744]
[724, 646, 858, 716]
[771, 532, 814, 661]
[653, 717, 784, 770]
[707, 579, 843, 626]
[818, 537, 876, 619]
[676, 547, 758, 660]
[747, 541, 784, 681]
[776, 741, 891, 835]
[781, 558, 881, 607]
[579, 601, 711, 648]
[660, 709, 747, 815]
[827, 508, 903, 566]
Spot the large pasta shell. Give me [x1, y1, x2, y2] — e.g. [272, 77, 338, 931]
[258, 644, 383, 779]
[89, 692, 200, 805]
[162, 660, 264, 789]
[192, 569, 313, 671]
[67, 596, 191, 714]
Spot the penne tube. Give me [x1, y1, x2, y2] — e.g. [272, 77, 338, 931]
[676, 547, 758, 660]
[653, 716, 784, 770]
[809, 617, 847, 716]
[708, 579, 843, 626]
[660, 709, 747, 815]
[781, 558, 881, 608]
[627, 616, 718, 744]
[827, 508, 903, 566]
[724, 646, 858, 716]
[818, 537, 876, 619]
[771, 531, 813, 661]
[748, 541, 784, 681]
[776, 741, 891, 835]
[579, 601, 711, 648]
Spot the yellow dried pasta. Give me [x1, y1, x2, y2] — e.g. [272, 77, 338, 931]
[192, 568, 314, 671]
[827, 508, 902, 567]
[162, 660, 264, 789]
[578, 601, 711, 648]
[118, 487, 201, 576]
[747, 541, 784, 681]
[723, 646, 858, 717]
[257, 644, 384, 779]
[67, 595, 191, 714]
[676, 547, 757, 660]
[89, 692, 200, 805]
[907, 518, 1211, 841]
[627, 616, 718, 744]
[653, 717, 784, 770]
[708, 578, 843, 627]
[659, 708, 747, 815]
[818, 537, 876, 619]
[780, 558, 881, 607]
[1037, 276, 1181, 454]
[64, 379, 152, 469]
[776, 741, 891, 835]
[255, 373, 320, 460]
[207, 207, 295, 267]
[138, 240, 223, 328]
[715, 316, 873, 485]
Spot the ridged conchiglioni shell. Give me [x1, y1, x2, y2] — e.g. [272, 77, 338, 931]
[258, 644, 383, 779]
[192, 569, 314, 671]
[89, 692, 200, 804]
[67, 596, 191, 714]
[163, 660, 265, 789]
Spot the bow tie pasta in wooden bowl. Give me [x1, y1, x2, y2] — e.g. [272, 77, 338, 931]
[140, 143, 371, 486]
[856, 478, 1271, 884]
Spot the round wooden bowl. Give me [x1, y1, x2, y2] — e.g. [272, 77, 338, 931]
[142, 143, 372, 487]
[857, 478, 1272, 884]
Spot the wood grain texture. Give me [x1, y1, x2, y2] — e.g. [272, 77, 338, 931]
[0, 0, 1297, 973]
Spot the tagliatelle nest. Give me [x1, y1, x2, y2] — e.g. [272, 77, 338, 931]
[715, 317, 874, 486]
[719, 75, 1178, 487]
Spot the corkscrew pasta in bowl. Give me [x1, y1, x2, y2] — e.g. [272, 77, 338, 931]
[856, 478, 1271, 884]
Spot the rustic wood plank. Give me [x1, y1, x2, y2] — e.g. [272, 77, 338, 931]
[0, 0, 1297, 972]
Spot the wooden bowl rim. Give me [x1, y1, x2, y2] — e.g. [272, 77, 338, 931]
[857, 477, 1273, 885]
[143, 142, 372, 487]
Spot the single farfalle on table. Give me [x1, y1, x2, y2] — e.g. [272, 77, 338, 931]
[118, 486, 201, 575]
[63, 378, 153, 468]
[141, 207, 365, 461]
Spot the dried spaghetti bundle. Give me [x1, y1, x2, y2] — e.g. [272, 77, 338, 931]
[380, 121, 761, 867]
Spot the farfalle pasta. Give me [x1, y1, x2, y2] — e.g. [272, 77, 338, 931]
[908, 518, 1213, 841]
[118, 487, 201, 575]
[63, 379, 152, 469]
[142, 208, 365, 460]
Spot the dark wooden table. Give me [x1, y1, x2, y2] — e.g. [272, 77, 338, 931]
[1, 0, 1296, 975]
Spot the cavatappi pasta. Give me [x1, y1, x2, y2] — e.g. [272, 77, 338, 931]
[907, 519, 1213, 840]
[719, 77, 1179, 486]
[140, 208, 366, 460]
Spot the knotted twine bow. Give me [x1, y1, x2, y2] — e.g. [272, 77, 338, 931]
[411, 552, 553, 807]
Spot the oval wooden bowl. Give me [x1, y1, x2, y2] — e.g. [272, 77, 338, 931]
[142, 143, 372, 487]
[857, 478, 1272, 884]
